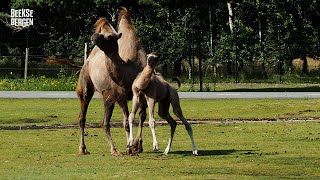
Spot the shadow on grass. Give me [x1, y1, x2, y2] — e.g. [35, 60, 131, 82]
[169, 149, 256, 156]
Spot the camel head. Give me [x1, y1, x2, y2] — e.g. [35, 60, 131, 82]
[95, 17, 117, 35]
[146, 52, 159, 69]
[91, 32, 122, 54]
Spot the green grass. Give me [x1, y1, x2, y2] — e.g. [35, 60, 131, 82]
[1, 98, 320, 127]
[0, 76, 77, 91]
[0, 122, 319, 179]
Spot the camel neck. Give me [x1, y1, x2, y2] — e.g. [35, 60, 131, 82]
[105, 52, 128, 87]
[135, 66, 154, 90]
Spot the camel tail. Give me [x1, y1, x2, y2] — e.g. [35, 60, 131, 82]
[172, 77, 181, 89]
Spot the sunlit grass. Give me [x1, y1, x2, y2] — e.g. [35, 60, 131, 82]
[1, 98, 320, 127]
[0, 122, 319, 179]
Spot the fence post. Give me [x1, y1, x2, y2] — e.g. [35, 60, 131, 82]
[84, 42, 88, 63]
[24, 47, 29, 82]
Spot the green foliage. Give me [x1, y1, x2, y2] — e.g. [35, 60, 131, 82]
[1, 0, 320, 80]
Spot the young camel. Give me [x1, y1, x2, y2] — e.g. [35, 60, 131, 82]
[129, 53, 198, 155]
[92, 32, 198, 155]
[76, 16, 147, 156]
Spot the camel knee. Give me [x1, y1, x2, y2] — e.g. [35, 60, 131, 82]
[78, 113, 86, 126]
[168, 118, 177, 129]
[149, 118, 156, 128]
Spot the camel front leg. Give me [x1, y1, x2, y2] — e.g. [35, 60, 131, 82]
[101, 101, 122, 156]
[132, 94, 147, 153]
[127, 94, 140, 155]
[146, 97, 159, 151]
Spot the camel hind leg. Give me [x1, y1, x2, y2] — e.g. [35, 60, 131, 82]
[170, 90, 198, 155]
[158, 100, 177, 155]
[117, 98, 130, 144]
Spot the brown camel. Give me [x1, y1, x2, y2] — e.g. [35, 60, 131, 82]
[76, 15, 146, 156]
[92, 33, 198, 155]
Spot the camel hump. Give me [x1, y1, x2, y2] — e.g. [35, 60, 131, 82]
[95, 17, 116, 34]
[118, 6, 131, 21]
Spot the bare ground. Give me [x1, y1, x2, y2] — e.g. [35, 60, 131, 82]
[1, 117, 320, 130]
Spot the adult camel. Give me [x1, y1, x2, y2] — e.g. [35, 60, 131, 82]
[76, 9, 147, 156]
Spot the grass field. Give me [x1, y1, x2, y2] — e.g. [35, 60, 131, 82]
[1, 98, 320, 127]
[0, 122, 319, 179]
[1, 98, 320, 179]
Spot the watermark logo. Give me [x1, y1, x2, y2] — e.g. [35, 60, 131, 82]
[11, 9, 34, 28]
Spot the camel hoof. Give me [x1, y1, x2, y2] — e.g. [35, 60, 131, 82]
[125, 145, 140, 156]
[133, 139, 143, 153]
[132, 145, 143, 153]
[134, 146, 143, 153]
[79, 150, 90, 155]
[112, 151, 123, 157]
[193, 150, 199, 156]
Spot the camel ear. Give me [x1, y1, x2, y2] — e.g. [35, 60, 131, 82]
[117, 33, 122, 40]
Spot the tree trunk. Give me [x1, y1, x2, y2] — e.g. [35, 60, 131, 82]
[173, 59, 182, 76]
[209, 5, 213, 56]
[302, 56, 308, 75]
[227, 2, 234, 34]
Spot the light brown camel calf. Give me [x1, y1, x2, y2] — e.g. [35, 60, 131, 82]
[129, 53, 198, 155]
[92, 32, 197, 155]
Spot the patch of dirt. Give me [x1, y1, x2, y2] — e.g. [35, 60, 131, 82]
[0, 118, 320, 130]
